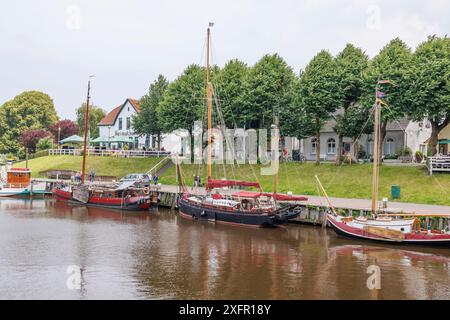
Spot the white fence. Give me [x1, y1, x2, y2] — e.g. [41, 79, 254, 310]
[48, 149, 171, 158]
[429, 156, 450, 175]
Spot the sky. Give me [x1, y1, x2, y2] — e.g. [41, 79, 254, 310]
[1, 0, 449, 120]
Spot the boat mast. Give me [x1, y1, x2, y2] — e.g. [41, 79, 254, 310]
[371, 82, 382, 214]
[81, 78, 92, 184]
[206, 23, 213, 179]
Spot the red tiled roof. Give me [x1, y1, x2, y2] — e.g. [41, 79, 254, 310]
[98, 98, 141, 126]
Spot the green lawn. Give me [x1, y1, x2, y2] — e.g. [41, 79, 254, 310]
[16, 155, 164, 179]
[159, 162, 450, 206]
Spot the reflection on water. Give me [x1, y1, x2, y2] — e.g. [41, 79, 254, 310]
[0, 199, 449, 299]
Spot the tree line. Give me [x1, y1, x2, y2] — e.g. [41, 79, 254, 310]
[134, 35, 449, 164]
[0, 90, 106, 158]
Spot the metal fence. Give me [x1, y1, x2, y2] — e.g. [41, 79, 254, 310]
[48, 149, 171, 158]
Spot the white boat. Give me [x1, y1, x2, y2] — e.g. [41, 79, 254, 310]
[0, 163, 33, 197]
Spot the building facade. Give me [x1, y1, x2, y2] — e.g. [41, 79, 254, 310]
[97, 98, 181, 152]
[301, 113, 432, 161]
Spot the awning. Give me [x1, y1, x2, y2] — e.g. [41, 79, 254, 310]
[438, 139, 450, 145]
[91, 136, 112, 144]
[60, 135, 85, 144]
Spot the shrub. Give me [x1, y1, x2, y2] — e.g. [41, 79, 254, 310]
[403, 146, 413, 156]
[36, 137, 53, 151]
[415, 150, 424, 163]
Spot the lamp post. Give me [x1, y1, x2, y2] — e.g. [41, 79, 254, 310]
[108, 126, 111, 150]
[58, 126, 61, 150]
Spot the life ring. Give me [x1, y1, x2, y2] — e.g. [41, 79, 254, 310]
[143, 187, 149, 195]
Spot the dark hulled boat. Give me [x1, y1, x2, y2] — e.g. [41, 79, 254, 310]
[178, 179, 306, 228]
[177, 24, 307, 227]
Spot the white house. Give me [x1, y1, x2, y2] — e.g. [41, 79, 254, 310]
[97, 98, 182, 152]
[301, 109, 432, 161]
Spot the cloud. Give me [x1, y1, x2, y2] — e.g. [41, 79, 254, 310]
[0, 0, 448, 120]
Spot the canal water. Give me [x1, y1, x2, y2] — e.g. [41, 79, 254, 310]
[0, 199, 449, 300]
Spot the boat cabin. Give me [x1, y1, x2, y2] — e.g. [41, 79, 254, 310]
[3, 167, 32, 188]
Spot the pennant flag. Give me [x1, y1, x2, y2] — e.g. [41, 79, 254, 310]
[376, 91, 386, 98]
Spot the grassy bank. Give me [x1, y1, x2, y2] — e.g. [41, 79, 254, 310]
[16, 155, 163, 179]
[159, 162, 450, 206]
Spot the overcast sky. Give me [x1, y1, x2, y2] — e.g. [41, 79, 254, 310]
[1, 0, 449, 120]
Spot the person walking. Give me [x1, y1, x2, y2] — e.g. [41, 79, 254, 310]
[89, 169, 95, 183]
[153, 174, 158, 185]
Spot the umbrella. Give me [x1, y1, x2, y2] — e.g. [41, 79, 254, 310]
[60, 135, 85, 144]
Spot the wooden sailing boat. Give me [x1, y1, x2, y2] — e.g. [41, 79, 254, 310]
[322, 81, 450, 246]
[177, 24, 306, 227]
[52, 78, 151, 211]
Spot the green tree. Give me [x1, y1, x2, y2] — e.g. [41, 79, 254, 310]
[238, 54, 295, 129]
[292, 50, 342, 164]
[334, 44, 369, 164]
[405, 36, 450, 155]
[0, 91, 58, 155]
[360, 38, 412, 155]
[157, 64, 206, 139]
[36, 136, 54, 151]
[76, 103, 106, 138]
[334, 104, 373, 159]
[133, 75, 169, 150]
[214, 59, 248, 127]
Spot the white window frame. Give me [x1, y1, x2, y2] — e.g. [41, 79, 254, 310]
[327, 138, 336, 155]
[311, 138, 317, 155]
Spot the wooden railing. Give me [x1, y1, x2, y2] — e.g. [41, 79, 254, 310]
[48, 149, 171, 158]
[428, 156, 450, 175]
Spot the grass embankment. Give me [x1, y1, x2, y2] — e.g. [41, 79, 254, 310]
[159, 162, 450, 206]
[17, 155, 163, 179]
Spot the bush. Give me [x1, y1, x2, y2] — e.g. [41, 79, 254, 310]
[357, 146, 366, 159]
[415, 150, 424, 163]
[36, 137, 53, 152]
[402, 146, 413, 156]
[384, 153, 399, 160]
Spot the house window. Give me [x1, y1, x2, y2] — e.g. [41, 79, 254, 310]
[368, 138, 374, 155]
[385, 138, 395, 155]
[311, 138, 317, 154]
[126, 117, 131, 130]
[327, 138, 336, 154]
[118, 118, 123, 130]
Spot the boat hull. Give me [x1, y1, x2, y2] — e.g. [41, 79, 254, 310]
[0, 188, 31, 197]
[178, 197, 300, 228]
[327, 214, 450, 247]
[52, 189, 151, 211]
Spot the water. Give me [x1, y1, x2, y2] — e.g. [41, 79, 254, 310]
[0, 199, 449, 300]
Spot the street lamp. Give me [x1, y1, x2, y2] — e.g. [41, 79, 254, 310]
[108, 125, 111, 150]
[58, 126, 61, 149]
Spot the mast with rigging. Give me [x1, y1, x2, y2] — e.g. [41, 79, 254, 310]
[371, 83, 382, 214]
[81, 77, 93, 184]
[206, 23, 213, 179]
